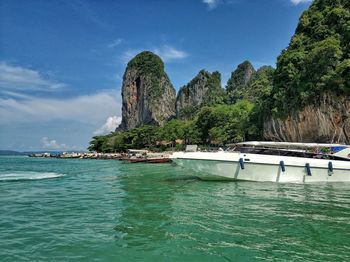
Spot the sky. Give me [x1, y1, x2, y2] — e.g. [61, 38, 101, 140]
[0, 0, 312, 151]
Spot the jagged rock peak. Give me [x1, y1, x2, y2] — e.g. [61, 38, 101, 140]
[176, 69, 222, 119]
[118, 51, 176, 130]
[226, 60, 255, 93]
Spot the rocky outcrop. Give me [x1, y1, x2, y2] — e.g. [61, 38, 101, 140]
[264, 93, 350, 143]
[118, 51, 176, 130]
[226, 61, 255, 91]
[262, 0, 350, 143]
[176, 70, 222, 118]
[226, 61, 256, 103]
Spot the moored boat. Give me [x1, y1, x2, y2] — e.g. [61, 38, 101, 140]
[170, 142, 350, 182]
[146, 158, 171, 163]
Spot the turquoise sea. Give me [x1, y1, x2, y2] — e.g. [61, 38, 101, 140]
[0, 156, 349, 261]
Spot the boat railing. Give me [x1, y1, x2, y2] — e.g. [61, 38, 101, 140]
[234, 146, 350, 161]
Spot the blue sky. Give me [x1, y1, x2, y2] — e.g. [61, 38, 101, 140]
[0, 0, 312, 151]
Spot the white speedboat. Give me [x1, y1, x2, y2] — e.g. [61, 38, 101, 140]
[170, 142, 350, 182]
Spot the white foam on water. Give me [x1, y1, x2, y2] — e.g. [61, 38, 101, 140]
[0, 171, 65, 181]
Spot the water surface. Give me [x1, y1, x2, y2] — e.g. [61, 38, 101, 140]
[0, 156, 349, 261]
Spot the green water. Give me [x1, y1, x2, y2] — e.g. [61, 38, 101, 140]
[0, 156, 349, 261]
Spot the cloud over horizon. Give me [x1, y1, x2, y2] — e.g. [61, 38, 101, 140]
[0, 62, 66, 92]
[0, 61, 122, 151]
[0, 62, 121, 124]
[93, 116, 122, 135]
[40, 137, 69, 150]
[0, 91, 121, 124]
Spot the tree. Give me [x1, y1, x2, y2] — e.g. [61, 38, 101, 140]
[130, 125, 158, 148]
[157, 119, 186, 146]
[195, 100, 255, 144]
[88, 135, 112, 152]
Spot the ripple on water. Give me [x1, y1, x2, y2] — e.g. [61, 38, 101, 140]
[0, 171, 65, 181]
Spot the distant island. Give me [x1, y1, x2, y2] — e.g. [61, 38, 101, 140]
[0, 150, 87, 156]
[89, 0, 349, 153]
[0, 150, 27, 156]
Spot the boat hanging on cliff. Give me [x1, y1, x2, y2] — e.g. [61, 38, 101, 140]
[170, 142, 350, 182]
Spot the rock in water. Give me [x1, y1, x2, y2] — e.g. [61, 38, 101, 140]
[118, 51, 176, 130]
[176, 70, 223, 119]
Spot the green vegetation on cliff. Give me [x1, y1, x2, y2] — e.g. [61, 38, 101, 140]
[127, 51, 164, 79]
[249, 66, 275, 102]
[226, 61, 255, 103]
[269, 0, 350, 116]
[202, 71, 225, 106]
[225, 62, 275, 104]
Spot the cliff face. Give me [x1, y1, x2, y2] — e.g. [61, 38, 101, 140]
[264, 93, 350, 143]
[119, 51, 176, 130]
[247, 66, 274, 102]
[176, 70, 222, 118]
[263, 0, 350, 143]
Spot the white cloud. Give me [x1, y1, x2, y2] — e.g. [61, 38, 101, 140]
[121, 45, 188, 64]
[290, 0, 312, 5]
[202, 0, 219, 9]
[108, 38, 123, 48]
[153, 45, 188, 62]
[0, 91, 121, 124]
[93, 116, 121, 135]
[40, 137, 68, 150]
[0, 62, 122, 151]
[0, 62, 66, 92]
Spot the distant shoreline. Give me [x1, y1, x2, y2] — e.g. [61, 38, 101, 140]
[26, 151, 172, 163]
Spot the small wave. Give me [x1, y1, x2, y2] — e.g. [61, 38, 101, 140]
[0, 171, 65, 181]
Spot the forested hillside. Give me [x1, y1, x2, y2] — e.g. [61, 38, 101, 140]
[264, 0, 349, 143]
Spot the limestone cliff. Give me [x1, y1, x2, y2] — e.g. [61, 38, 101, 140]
[264, 93, 350, 143]
[119, 51, 176, 130]
[176, 70, 222, 119]
[263, 0, 350, 143]
[226, 61, 256, 103]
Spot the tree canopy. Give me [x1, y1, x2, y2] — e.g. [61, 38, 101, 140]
[269, 0, 350, 117]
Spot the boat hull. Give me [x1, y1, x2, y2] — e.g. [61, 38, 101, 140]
[171, 152, 350, 182]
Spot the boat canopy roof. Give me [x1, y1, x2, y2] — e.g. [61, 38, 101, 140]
[234, 141, 349, 149]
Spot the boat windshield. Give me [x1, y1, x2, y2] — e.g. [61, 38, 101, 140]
[235, 146, 350, 161]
